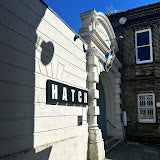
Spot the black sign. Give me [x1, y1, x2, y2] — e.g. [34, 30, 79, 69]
[46, 80, 88, 105]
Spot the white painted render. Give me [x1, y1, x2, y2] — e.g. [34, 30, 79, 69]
[0, 0, 88, 159]
[0, 1, 123, 160]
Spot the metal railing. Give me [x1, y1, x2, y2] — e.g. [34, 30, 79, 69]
[106, 119, 116, 129]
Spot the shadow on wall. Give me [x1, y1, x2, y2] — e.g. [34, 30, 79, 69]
[0, 0, 54, 159]
[41, 41, 54, 66]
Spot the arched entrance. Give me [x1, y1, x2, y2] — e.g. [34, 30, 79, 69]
[97, 71, 115, 138]
[79, 9, 123, 160]
[97, 79, 107, 138]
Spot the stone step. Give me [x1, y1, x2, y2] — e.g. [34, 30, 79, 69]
[104, 136, 115, 145]
[104, 136, 121, 153]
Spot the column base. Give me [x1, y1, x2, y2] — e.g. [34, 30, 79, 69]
[88, 126, 105, 160]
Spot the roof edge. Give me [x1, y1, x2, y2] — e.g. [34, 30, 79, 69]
[108, 2, 160, 16]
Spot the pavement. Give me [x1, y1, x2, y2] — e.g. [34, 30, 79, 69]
[105, 141, 160, 160]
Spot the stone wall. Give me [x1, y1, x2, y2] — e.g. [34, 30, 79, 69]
[108, 2, 160, 143]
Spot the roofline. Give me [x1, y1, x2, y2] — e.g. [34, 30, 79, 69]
[108, 2, 160, 16]
[39, 0, 88, 45]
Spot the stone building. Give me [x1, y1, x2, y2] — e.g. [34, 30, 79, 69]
[0, 0, 123, 160]
[108, 2, 160, 143]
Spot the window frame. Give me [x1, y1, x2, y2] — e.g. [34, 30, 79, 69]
[137, 93, 156, 123]
[135, 28, 153, 64]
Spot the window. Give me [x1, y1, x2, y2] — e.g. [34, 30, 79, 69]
[138, 93, 156, 123]
[135, 29, 153, 64]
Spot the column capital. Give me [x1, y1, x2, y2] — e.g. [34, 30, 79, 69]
[87, 47, 99, 56]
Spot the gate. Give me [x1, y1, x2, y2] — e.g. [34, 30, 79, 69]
[97, 80, 107, 138]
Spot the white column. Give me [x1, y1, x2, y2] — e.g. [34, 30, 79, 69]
[87, 48, 105, 160]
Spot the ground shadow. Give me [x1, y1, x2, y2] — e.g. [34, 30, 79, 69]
[0, 147, 52, 160]
[105, 142, 160, 160]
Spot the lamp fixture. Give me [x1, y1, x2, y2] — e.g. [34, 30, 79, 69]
[119, 17, 127, 25]
[83, 44, 87, 52]
[105, 36, 123, 41]
[74, 35, 80, 41]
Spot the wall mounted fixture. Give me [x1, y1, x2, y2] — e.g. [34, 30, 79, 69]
[83, 44, 87, 52]
[119, 17, 127, 25]
[74, 35, 80, 41]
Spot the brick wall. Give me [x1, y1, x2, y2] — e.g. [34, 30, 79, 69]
[108, 2, 160, 143]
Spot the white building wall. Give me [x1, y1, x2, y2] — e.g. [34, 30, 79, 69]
[0, 0, 88, 159]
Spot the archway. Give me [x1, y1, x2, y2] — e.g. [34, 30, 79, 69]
[79, 9, 123, 160]
[97, 71, 115, 139]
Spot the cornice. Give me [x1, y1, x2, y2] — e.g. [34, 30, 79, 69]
[80, 30, 110, 52]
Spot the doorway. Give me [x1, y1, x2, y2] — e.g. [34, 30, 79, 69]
[97, 79, 107, 138]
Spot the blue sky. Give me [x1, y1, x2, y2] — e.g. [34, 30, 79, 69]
[43, 0, 160, 33]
